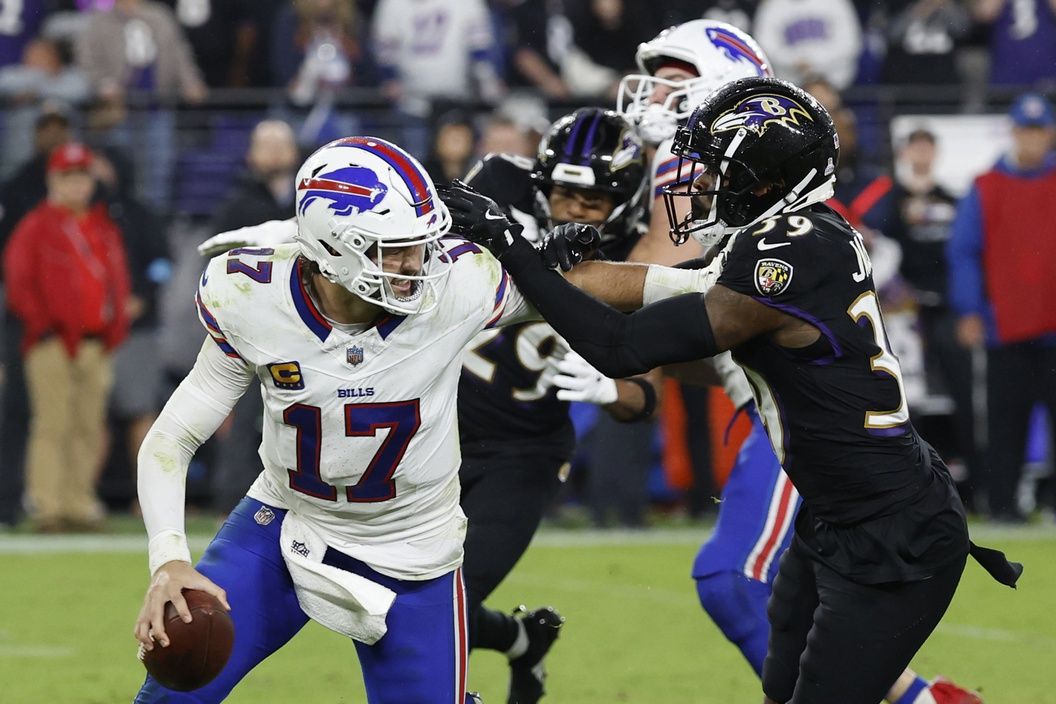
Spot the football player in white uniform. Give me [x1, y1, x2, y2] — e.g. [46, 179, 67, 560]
[616, 19, 771, 266]
[133, 136, 531, 704]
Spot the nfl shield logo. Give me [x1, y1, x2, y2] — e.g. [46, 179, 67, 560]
[254, 506, 275, 526]
[347, 345, 365, 366]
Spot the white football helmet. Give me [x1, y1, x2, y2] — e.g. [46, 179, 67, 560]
[617, 20, 772, 144]
[294, 136, 452, 315]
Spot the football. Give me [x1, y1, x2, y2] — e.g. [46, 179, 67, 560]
[139, 589, 235, 692]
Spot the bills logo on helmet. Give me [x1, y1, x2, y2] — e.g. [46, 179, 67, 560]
[297, 166, 388, 217]
[710, 95, 812, 136]
[705, 26, 768, 74]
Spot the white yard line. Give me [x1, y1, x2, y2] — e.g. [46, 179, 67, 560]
[936, 623, 1056, 648]
[0, 644, 77, 658]
[0, 524, 1051, 554]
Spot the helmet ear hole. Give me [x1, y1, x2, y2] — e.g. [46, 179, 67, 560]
[318, 240, 341, 257]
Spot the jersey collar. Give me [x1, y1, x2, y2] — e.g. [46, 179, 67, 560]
[290, 258, 333, 342]
[290, 258, 407, 343]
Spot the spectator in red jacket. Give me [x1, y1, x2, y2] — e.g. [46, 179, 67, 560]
[3, 142, 131, 532]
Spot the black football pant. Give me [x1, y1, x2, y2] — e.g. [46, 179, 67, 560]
[762, 537, 966, 704]
[985, 340, 1056, 516]
[459, 450, 565, 650]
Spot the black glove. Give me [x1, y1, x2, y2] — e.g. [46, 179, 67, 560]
[437, 180, 524, 256]
[540, 223, 602, 272]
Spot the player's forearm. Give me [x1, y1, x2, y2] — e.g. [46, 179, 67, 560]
[140, 341, 253, 574]
[563, 252, 719, 314]
[604, 370, 662, 422]
[628, 202, 704, 266]
[500, 237, 715, 378]
[564, 260, 650, 311]
[138, 424, 196, 575]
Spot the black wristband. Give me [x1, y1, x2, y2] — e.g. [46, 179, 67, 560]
[621, 376, 658, 423]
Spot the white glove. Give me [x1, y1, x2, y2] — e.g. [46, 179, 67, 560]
[552, 351, 618, 405]
[197, 218, 298, 258]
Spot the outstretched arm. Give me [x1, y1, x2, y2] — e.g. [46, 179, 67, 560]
[500, 235, 782, 377]
[563, 260, 650, 311]
[542, 223, 723, 311]
[440, 180, 781, 376]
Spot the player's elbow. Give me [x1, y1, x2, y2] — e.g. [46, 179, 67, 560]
[136, 428, 191, 494]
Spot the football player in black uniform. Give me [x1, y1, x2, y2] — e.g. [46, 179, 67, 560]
[456, 107, 656, 704]
[441, 78, 1021, 704]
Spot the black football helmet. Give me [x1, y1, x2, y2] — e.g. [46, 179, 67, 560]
[532, 108, 647, 245]
[663, 76, 839, 247]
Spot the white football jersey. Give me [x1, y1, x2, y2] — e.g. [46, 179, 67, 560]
[195, 241, 528, 580]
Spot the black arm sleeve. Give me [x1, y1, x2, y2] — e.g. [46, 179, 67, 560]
[500, 236, 718, 378]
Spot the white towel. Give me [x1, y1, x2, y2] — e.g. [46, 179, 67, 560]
[279, 511, 396, 645]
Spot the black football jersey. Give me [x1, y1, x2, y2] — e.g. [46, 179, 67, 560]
[457, 153, 644, 457]
[717, 205, 968, 580]
[463, 153, 540, 237]
[458, 154, 572, 457]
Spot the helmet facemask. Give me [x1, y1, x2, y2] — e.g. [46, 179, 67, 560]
[297, 208, 453, 316]
[294, 136, 454, 317]
[664, 126, 836, 248]
[618, 73, 696, 144]
[531, 108, 647, 246]
[617, 20, 774, 145]
[535, 178, 647, 246]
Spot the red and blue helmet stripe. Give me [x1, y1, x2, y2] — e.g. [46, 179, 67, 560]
[330, 136, 436, 218]
[706, 26, 769, 76]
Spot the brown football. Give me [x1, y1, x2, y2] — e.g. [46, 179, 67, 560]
[140, 589, 234, 692]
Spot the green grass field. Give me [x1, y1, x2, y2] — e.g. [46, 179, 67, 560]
[1, 523, 1053, 703]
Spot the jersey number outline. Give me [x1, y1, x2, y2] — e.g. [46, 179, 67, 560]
[283, 400, 422, 502]
[847, 291, 909, 429]
[464, 324, 566, 401]
[751, 214, 814, 238]
[226, 247, 274, 284]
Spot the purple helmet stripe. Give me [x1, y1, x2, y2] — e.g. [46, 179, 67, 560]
[564, 114, 585, 158]
[579, 112, 603, 164]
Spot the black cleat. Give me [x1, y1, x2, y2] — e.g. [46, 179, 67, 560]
[467, 692, 484, 704]
[507, 605, 564, 704]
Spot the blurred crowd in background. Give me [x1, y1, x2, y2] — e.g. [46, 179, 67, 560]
[0, 0, 1054, 531]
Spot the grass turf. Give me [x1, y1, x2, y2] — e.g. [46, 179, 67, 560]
[0, 525, 1051, 703]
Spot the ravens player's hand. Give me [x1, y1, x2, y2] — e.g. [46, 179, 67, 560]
[541, 223, 601, 272]
[438, 180, 524, 255]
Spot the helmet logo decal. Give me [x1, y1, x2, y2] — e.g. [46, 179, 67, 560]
[711, 94, 813, 135]
[333, 136, 435, 217]
[298, 166, 388, 216]
[611, 130, 642, 171]
[705, 26, 767, 74]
